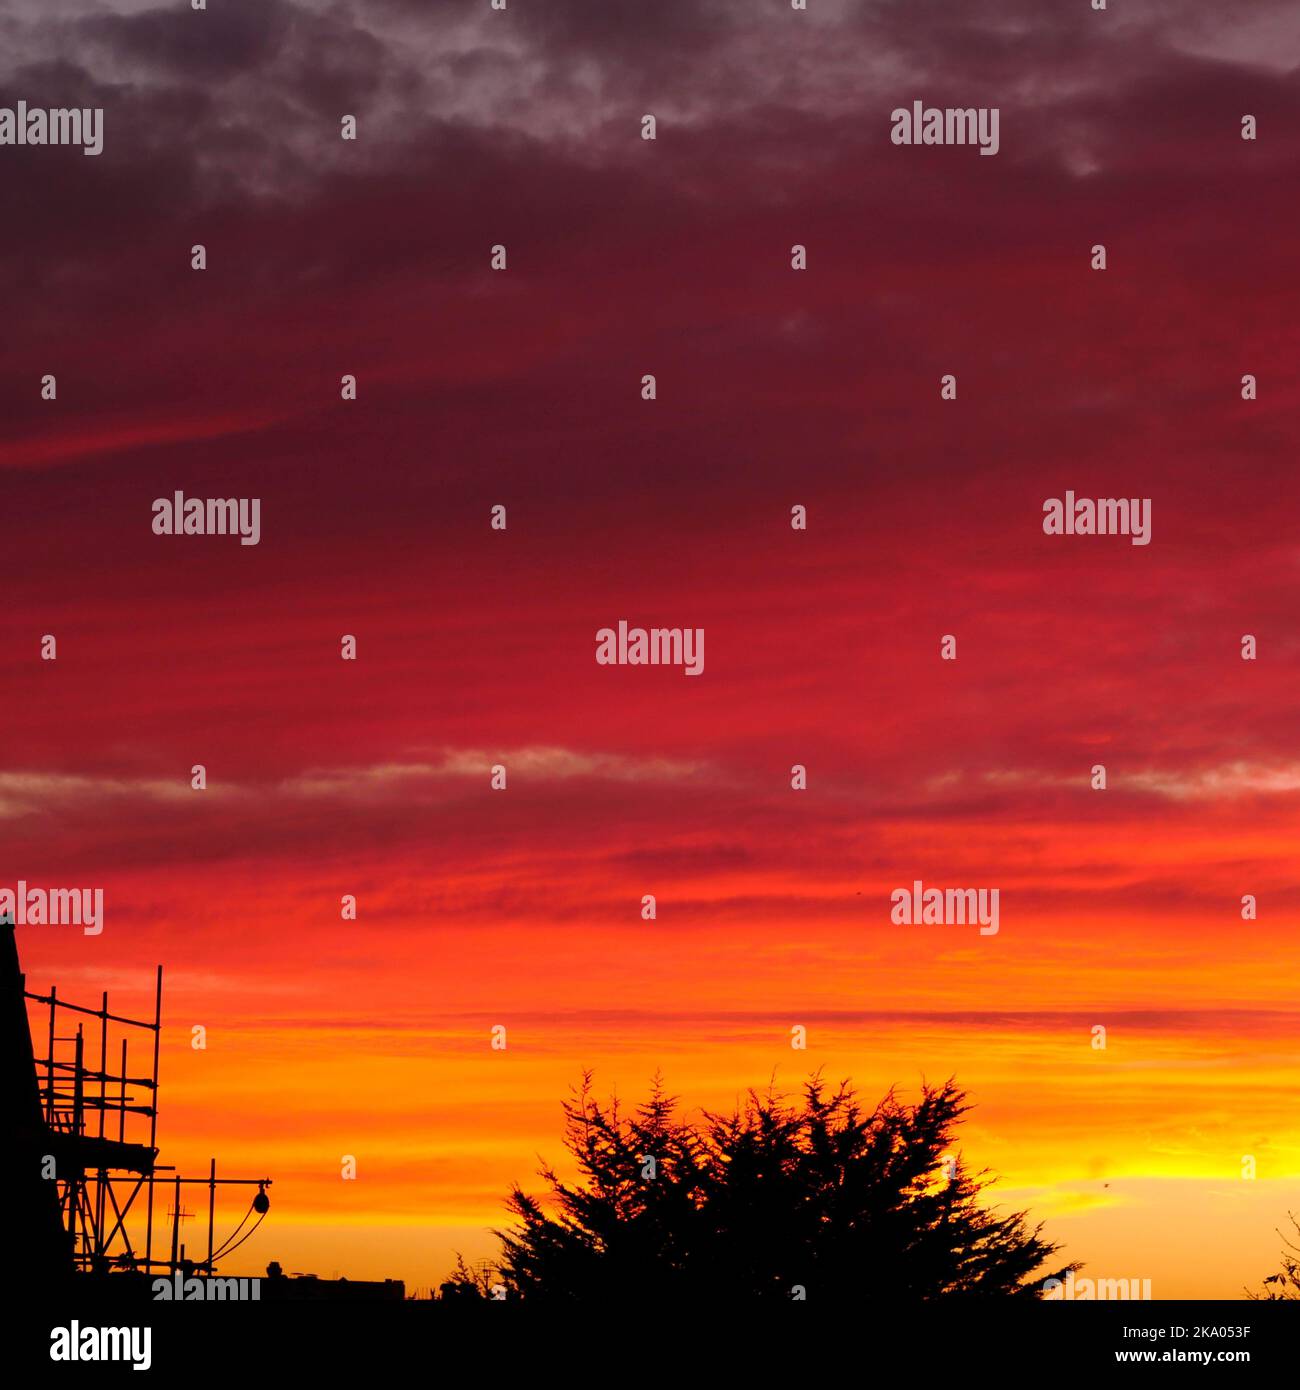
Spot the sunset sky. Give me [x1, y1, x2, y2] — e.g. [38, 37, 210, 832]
[4, 0, 1300, 1298]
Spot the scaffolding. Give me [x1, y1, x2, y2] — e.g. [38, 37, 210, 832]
[6, 919, 272, 1279]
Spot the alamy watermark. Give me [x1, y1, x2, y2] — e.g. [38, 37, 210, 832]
[1043, 492, 1151, 545]
[1, 102, 103, 156]
[1043, 1272, 1152, 1300]
[50, 1323, 150, 1370]
[152, 492, 261, 546]
[890, 101, 1000, 156]
[152, 1272, 261, 1300]
[596, 621, 704, 676]
[890, 880, 999, 935]
[0, 883, 103, 935]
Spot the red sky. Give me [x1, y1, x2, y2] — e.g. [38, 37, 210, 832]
[4, 0, 1300, 1297]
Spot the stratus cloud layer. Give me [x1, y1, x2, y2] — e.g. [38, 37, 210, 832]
[12, 748, 1300, 819]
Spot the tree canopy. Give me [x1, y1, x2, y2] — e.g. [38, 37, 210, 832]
[1251, 1213, 1300, 1300]
[446, 1073, 1074, 1301]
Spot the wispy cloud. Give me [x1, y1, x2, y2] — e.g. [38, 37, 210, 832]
[984, 763, 1300, 802]
[0, 771, 193, 818]
[0, 747, 709, 817]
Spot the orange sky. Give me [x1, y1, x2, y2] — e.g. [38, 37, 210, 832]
[18, 806, 1300, 1296]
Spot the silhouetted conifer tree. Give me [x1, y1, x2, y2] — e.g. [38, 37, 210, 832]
[1251, 1213, 1300, 1300]
[445, 1073, 1075, 1301]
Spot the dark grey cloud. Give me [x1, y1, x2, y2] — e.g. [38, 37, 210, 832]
[81, 0, 296, 81]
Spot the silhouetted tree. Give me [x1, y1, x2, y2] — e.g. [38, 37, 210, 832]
[1250, 1213, 1300, 1300]
[445, 1072, 1075, 1301]
[439, 1253, 496, 1300]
